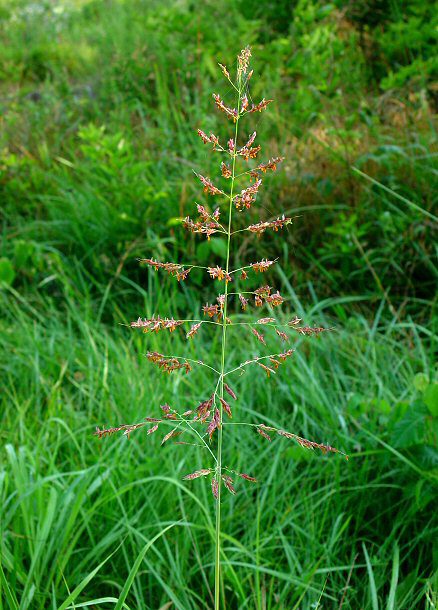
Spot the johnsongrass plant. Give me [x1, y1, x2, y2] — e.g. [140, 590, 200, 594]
[96, 47, 347, 609]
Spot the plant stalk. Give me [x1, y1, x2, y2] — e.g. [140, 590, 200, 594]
[214, 78, 242, 610]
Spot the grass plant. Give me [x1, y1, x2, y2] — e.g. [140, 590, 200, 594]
[1, 1, 437, 608]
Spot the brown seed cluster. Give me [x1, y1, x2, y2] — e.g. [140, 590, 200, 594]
[197, 129, 221, 150]
[131, 316, 184, 333]
[140, 258, 191, 281]
[208, 266, 232, 282]
[234, 179, 262, 210]
[213, 93, 238, 122]
[251, 258, 275, 273]
[247, 215, 292, 236]
[197, 173, 225, 196]
[184, 205, 221, 240]
[147, 351, 192, 374]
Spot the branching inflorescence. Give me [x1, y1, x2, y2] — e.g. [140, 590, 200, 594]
[95, 46, 346, 608]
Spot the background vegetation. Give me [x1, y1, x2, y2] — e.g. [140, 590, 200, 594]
[1, 0, 437, 607]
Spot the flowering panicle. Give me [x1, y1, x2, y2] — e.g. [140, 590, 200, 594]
[248, 98, 273, 113]
[249, 157, 285, 179]
[183, 469, 212, 480]
[96, 48, 345, 608]
[221, 162, 232, 179]
[140, 258, 191, 281]
[197, 129, 221, 150]
[196, 173, 226, 196]
[208, 266, 232, 282]
[251, 258, 276, 273]
[247, 215, 292, 236]
[147, 351, 192, 374]
[237, 46, 251, 78]
[131, 316, 184, 333]
[276, 329, 289, 341]
[238, 131, 260, 160]
[233, 179, 262, 210]
[239, 294, 249, 310]
[257, 317, 276, 324]
[218, 63, 230, 80]
[203, 303, 220, 318]
[251, 327, 266, 345]
[213, 93, 238, 121]
[207, 408, 221, 439]
[186, 323, 202, 339]
[184, 204, 221, 240]
[289, 324, 333, 336]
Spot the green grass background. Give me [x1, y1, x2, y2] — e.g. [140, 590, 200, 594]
[1, 0, 437, 608]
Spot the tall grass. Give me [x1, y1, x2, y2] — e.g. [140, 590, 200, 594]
[1, 269, 437, 607]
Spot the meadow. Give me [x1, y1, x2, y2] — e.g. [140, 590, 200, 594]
[1, 0, 437, 608]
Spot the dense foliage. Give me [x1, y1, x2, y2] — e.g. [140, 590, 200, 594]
[1, 0, 437, 608]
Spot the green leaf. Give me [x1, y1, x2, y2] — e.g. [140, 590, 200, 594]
[423, 383, 438, 416]
[0, 258, 15, 286]
[209, 237, 228, 258]
[413, 373, 429, 393]
[114, 522, 180, 610]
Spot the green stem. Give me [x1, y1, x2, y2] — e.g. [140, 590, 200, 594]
[214, 80, 242, 610]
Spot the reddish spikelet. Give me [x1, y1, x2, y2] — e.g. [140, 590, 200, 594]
[289, 316, 302, 325]
[258, 362, 275, 377]
[203, 303, 220, 318]
[251, 327, 266, 345]
[208, 408, 221, 439]
[237, 46, 251, 78]
[183, 213, 220, 240]
[222, 475, 236, 495]
[247, 215, 292, 236]
[197, 129, 211, 145]
[278, 348, 295, 362]
[290, 325, 332, 336]
[251, 259, 275, 273]
[265, 291, 284, 307]
[257, 424, 275, 442]
[195, 396, 213, 422]
[182, 409, 193, 416]
[147, 424, 159, 435]
[161, 428, 182, 445]
[218, 63, 230, 79]
[187, 323, 201, 339]
[250, 157, 285, 179]
[234, 179, 262, 210]
[255, 285, 271, 297]
[276, 329, 289, 341]
[147, 352, 192, 374]
[257, 317, 275, 324]
[183, 469, 212, 480]
[239, 294, 249, 310]
[219, 397, 232, 419]
[237, 473, 257, 482]
[224, 383, 237, 400]
[197, 173, 225, 196]
[94, 423, 146, 439]
[221, 162, 232, 179]
[240, 269, 248, 280]
[249, 98, 273, 113]
[270, 358, 281, 369]
[212, 478, 219, 499]
[208, 266, 232, 282]
[276, 430, 346, 458]
[240, 95, 248, 112]
[139, 259, 191, 281]
[213, 93, 238, 121]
